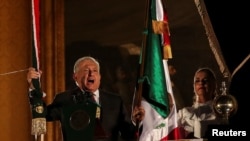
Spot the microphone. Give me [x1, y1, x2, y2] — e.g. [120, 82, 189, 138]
[72, 91, 84, 103]
[85, 91, 96, 103]
[72, 90, 95, 104]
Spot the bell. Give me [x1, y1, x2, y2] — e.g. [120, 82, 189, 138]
[213, 81, 238, 124]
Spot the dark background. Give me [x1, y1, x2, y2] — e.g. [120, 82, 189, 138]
[204, 0, 250, 127]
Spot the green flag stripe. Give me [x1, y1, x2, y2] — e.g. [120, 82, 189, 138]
[142, 0, 169, 118]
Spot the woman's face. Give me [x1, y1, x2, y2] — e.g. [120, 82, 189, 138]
[193, 70, 215, 101]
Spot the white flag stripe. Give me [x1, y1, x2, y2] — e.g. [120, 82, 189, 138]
[163, 60, 179, 137]
[163, 60, 173, 98]
[156, 0, 164, 21]
[156, 0, 165, 46]
[32, 0, 40, 70]
[140, 100, 166, 141]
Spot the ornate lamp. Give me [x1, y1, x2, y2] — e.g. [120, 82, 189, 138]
[213, 81, 238, 124]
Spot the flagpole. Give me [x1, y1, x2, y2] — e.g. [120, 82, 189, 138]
[133, 0, 150, 140]
[134, 0, 149, 106]
[31, 0, 46, 140]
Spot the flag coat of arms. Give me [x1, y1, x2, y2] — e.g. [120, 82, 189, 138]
[135, 0, 181, 140]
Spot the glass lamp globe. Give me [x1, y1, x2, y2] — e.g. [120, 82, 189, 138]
[213, 81, 238, 124]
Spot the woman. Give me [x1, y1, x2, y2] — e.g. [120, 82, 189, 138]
[178, 67, 221, 138]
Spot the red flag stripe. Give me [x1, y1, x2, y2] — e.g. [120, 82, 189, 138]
[32, 0, 40, 70]
[160, 127, 182, 141]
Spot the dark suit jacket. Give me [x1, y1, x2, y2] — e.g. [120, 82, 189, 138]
[31, 87, 136, 141]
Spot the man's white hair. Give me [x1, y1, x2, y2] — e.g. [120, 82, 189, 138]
[73, 56, 100, 73]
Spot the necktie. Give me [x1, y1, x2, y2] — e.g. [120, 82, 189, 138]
[92, 95, 101, 118]
[91, 94, 97, 103]
[85, 91, 96, 103]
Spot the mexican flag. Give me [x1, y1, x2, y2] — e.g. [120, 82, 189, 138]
[136, 0, 181, 140]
